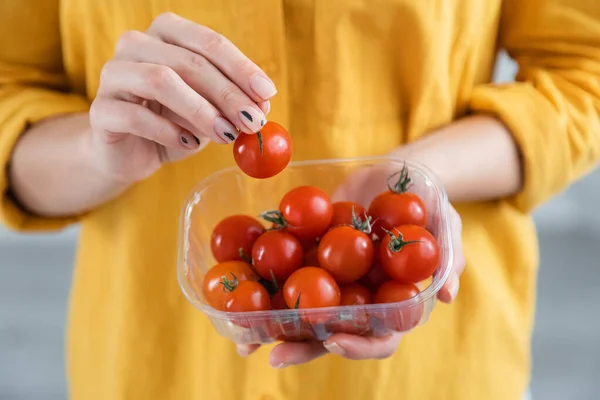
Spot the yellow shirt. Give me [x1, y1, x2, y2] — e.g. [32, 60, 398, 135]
[2, 1, 600, 399]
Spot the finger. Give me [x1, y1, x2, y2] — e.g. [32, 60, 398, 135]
[99, 60, 238, 144]
[269, 341, 328, 368]
[114, 31, 266, 134]
[258, 101, 271, 115]
[437, 271, 460, 304]
[90, 98, 199, 150]
[323, 333, 402, 360]
[236, 343, 260, 358]
[438, 206, 465, 304]
[147, 13, 278, 103]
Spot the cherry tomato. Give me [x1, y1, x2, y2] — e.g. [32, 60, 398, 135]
[224, 281, 271, 312]
[374, 281, 420, 303]
[371, 281, 423, 332]
[233, 121, 292, 179]
[263, 185, 333, 242]
[270, 289, 287, 310]
[210, 215, 265, 263]
[252, 230, 303, 283]
[202, 261, 258, 310]
[317, 226, 374, 284]
[358, 241, 391, 292]
[380, 225, 440, 283]
[339, 283, 373, 306]
[330, 201, 367, 228]
[283, 267, 341, 309]
[368, 167, 427, 238]
[303, 246, 320, 267]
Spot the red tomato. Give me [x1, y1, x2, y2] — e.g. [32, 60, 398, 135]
[372, 281, 423, 332]
[202, 261, 258, 310]
[317, 226, 374, 284]
[330, 201, 367, 227]
[233, 121, 292, 179]
[283, 267, 341, 309]
[210, 215, 265, 263]
[339, 283, 373, 306]
[358, 241, 391, 292]
[303, 246, 320, 267]
[224, 281, 271, 312]
[379, 225, 440, 283]
[368, 167, 427, 238]
[374, 281, 420, 303]
[263, 186, 333, 242]
[270, 289, 288, 310]
[251, 230, 303, 283]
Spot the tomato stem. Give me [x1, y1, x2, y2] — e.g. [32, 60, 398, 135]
[238, 248, 253, 264]
[257, 131, 263, 156]
[259, 210, 288, 229]
[269, 269, 279, 291]
[293, 293, 302, 309]
[350, 205, 373, 234]
[220, 273, 239, 292]
[386, 164, 412, 194]
[382, 228, 421, 253]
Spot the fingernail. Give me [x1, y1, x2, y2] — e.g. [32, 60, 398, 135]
[324, 342, 346, 356]
[180, 132, 198, 149]
[237, 346, 250, 357]
[250, 74, 277, 99]
[449, 274, 460, 301]
[260, 100, 271, 115]
[273, 362, 288, 369]
[214, 117, 238, 143]
[240, 108, 267, 133]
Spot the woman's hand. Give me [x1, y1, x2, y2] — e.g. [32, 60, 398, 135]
[236, 163, 466, 367]
[89, 12, 276, 183]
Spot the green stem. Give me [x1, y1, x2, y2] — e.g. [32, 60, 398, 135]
[257, 131, 263, 156]
[350, 205, 372, 234]
[238, 248, 252, 264]
[386, 164, 412, 194]
[293, 293, 302, 309]
[259, 210, 288, 229]
[382, 228, 421, 253]
[220, 273, 239, 292]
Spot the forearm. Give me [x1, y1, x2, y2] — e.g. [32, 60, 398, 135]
[7, 113, 131, 217]
[396, 114, 523, 203]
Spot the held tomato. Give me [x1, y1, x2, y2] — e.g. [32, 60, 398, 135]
[380, 225, 440, 283]
[210, 215, 265, 263]
[368, 167, 427, 238]
[358, 241, 392, 292]
[233, 121, 292, 179]
[224, 281, 271, 312]
[372, 281, 423, 332]
[251, 230, 303, 283]
[330, 201, 367, 227]
[202, 261, 258, 310]
[262, 186, 333, 242]
[339, 283, 373, 306]
[317, 226, 374, 284]
[283, 267, 341, 309]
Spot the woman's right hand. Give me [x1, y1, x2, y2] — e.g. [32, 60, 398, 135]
[89, 12, 277, 183]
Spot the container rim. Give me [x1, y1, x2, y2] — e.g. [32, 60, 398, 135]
[177, 155, 454, 319]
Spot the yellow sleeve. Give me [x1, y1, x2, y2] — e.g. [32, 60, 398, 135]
[0, 1, 90, 231]
[469, 0, 600, 212]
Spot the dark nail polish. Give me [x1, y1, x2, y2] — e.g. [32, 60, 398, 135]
[194, 136, 200, 145]
[224, 132, 236, 142]
[241, 110, 253, 122]
[181, 136, 189, 145]
[261, 120, 265, 127]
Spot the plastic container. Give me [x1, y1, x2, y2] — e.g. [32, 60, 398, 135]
[178, 156, 453, 344]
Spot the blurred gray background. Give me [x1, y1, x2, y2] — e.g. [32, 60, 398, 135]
[1, 53, 599, 400]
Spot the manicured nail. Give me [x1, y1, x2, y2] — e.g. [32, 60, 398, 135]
[214, 117, 238, 143]
[250, 74, 277, 99]
[324, 342, 347, 356]
[180, 132, 198, 149]
[449, 274, 460, 301]
[237, 346, 251, 357]
[240, 108, 267, 133]
[273, 362, 288, 369]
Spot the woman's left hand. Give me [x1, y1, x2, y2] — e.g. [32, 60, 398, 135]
[236, 164, 466, 367]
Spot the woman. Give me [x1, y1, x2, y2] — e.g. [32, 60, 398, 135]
[1, 1, 599, 399]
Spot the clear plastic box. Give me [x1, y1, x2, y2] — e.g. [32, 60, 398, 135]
[178, 156, 453, 344]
